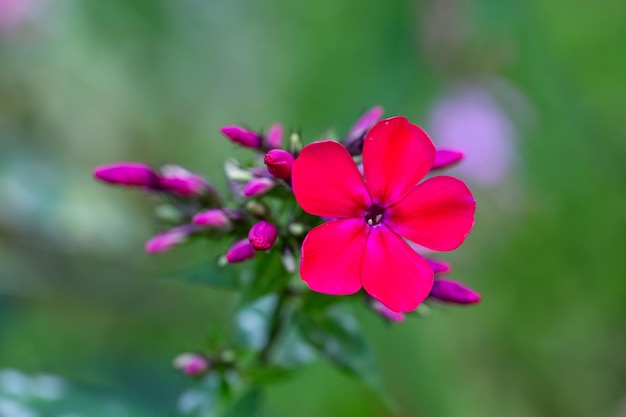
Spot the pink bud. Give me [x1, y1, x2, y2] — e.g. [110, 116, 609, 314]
[429, 279, 481, 304]
[220, 125, 262, 149]
[225, 239, 256, 263]
[264, 149, 294, 180]
[431, 149, 464, 170]
[145, 225, 195, 254]
[426, 258, 452, 275]
[243, 177, 274, 197]
[248, 221, 278, 250]
[193, 209, 231, 228]
[347, 106, 384, 141]
[158, 165, 213, 197]
[173, 353, 209, 375]
[266, 123, 283, 149]
[372, 300, 405, 322]
[93, 162, 159, 188]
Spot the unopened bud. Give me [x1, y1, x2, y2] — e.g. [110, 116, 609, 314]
[429, 279, 481, 304]
[345, 106, 384, 152]
[220, 125, 262, 149]
[245, 200, 267, 217]
[248, 221, 278, 250]
[243, 177, 274, 197]
[287, 223, 306, 236]
[372, 300, 405, 322]
[266, 123, 283, 149]
[264, 149, 294, 180]
[173, 353, 209, 375]
[93, 162, 159, 188]
[431, 149, 464, 170]
[288, 132, 302, 154]
[193, 209, 231, 229]
[145, 225, 195, 254]
[281, 246, 296, 273]
[426, 258, 452, 275]
[158, 165, 214, 197]
[225, 239, 256, 263]
[224, 159, 254, 183]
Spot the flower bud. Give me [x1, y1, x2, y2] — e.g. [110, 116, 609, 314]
[93, 162, 159, 188]
[224, 159, 254, 183]
[372, 300, 405, 322]
[431, 149, 464, 170]
[429, 279, 481, 304]
[158, 165, 214, 197]
[173, 353, 209, 375]
[248, 221, 278, 250]
[266, 123, 283, 149]
[264, 149, 294, 180]
[346, 106, 383, 143]
[243, 177, 274, 197]
[246, 200, 268, 217]
[288, 132, 302, 154]
[193, 209, 231, 228]
[225, 239, 256, 263]
[145, 225, 195, 254]
[426, 258, 452, 275]
[220, 125, 262, 149]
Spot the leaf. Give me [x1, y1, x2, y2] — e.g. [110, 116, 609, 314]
[234, 294, 277, 351]
[239, 251, 290, 304]
[221, 388, 262, 417]
[244, 365, 293, 384]
[295, 310, 398, 412]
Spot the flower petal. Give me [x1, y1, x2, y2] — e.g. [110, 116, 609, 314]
[386, 175, 476, 251]
[363, 117, 435, 206]
[361, 226, 434, 312]
[293, 141, 370, 218]
[300, 219, 367, 295]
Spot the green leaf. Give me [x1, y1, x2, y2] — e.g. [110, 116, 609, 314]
[239, 251, 290, 304]
[295, 310, 398, 412]
[221, 388, 262, 417]
[234, 294, 277, 351]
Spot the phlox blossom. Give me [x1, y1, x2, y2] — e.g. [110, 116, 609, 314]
[292, 116, 475, 312]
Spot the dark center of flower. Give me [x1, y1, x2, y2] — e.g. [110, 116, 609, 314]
[364, 205, 385, 227]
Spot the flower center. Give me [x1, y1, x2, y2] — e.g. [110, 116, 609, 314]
[364, 205, 385, 227]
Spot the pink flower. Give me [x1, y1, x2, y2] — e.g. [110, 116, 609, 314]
[248, 221, 278, 250]
[225, 239, 256, 263]
[193, 209, 231, 229]
[429, 279, 481, 304]
[93, 162, 159, 188]
[292, 116, 475, 312]
[145, 225, 196, 254]
[173, 353, 209, 375]
[266, 123, 284, 149]
[220, 125, 262, 149]
[372, 300, 405, 322]
[158, 165, 213, 197]
[264, 149, 294, 180]
[243, 177, 274, 197]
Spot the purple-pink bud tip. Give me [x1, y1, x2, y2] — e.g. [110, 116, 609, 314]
[220, 125, 262, 149]
[264, 149, 294, 180]
[248, 221, 278, 250]
[429, 279, 481, 304]
[158, 165, 212, 197]
[431, 149, 464, 170]
[225, 239, 256, 263]
[93, 162, 159, 188]
[173, 353, 209, 375]
[266, 123, 284, 149]
[243, 177, 274, 197]
[346, 106, 384, 143]
[426, 258, 453, 275]
[372, 300, 405, 322]
[145, 225, 194, 254]
[193, 209, 231, 228]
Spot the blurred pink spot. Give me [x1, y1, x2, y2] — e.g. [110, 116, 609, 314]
[428, 85, 517, 187]
[0, 0, 32, 34]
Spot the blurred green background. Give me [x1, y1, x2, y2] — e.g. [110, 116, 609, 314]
[1, 0, 625, 416]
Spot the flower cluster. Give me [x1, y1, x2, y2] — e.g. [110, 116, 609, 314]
[93, 107, 480, 383]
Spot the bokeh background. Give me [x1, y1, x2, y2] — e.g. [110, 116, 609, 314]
[1, 0, 625, 416]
